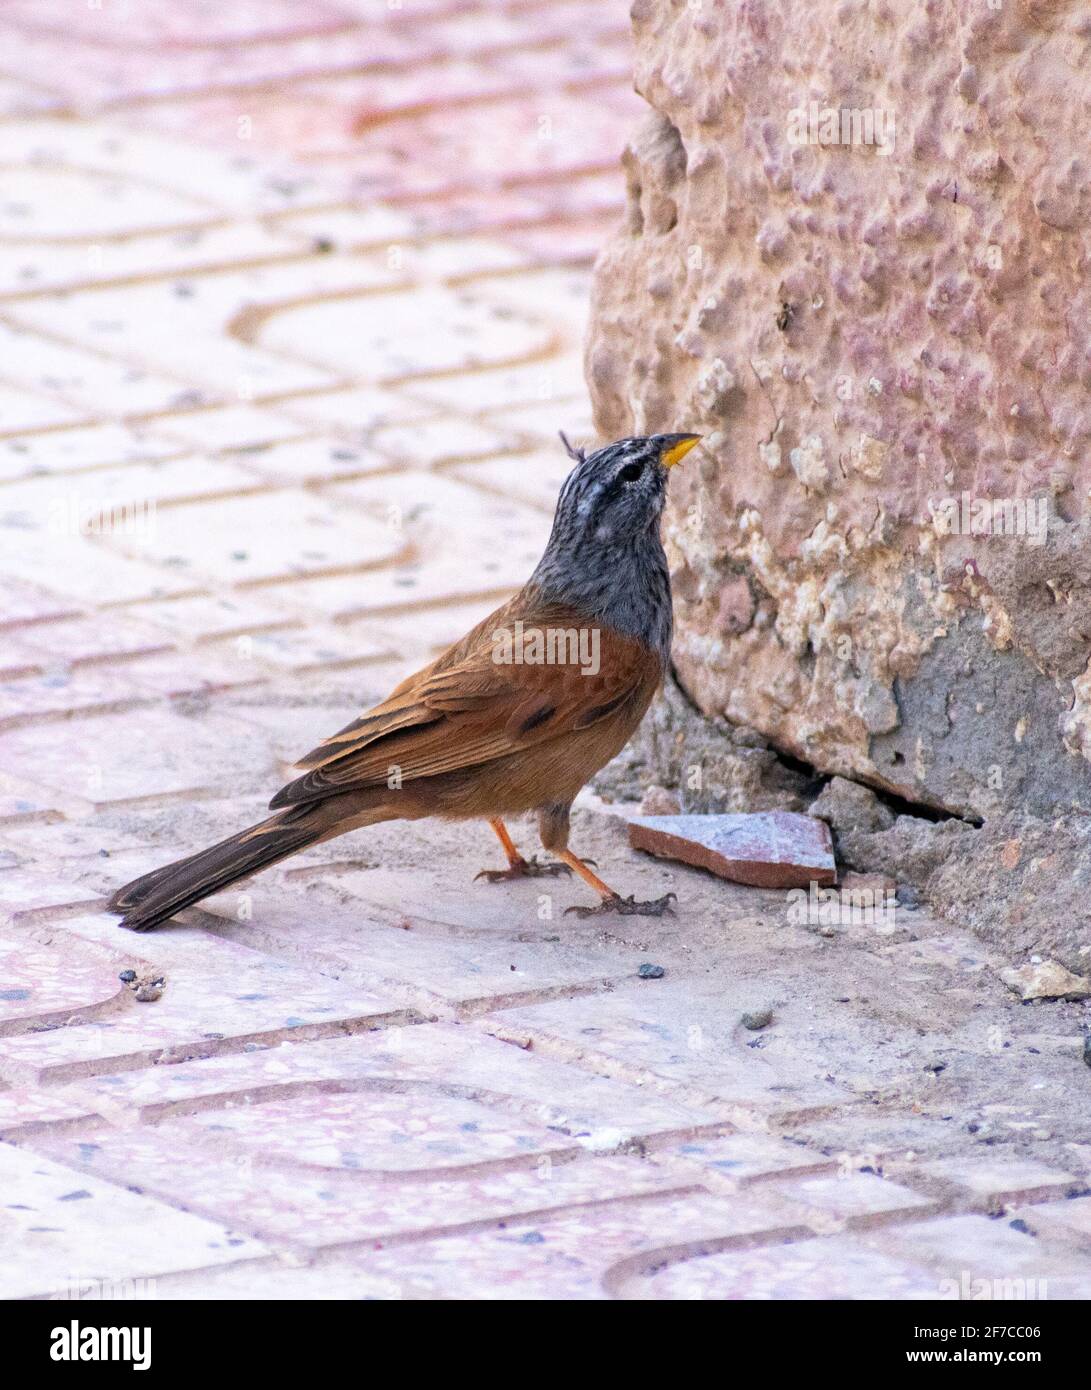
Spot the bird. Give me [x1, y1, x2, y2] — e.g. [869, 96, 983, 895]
[108, 430, 702, 932]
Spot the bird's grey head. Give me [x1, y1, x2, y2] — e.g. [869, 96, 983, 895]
[529, 432, 701, 658]
[548, 433, 701, 549]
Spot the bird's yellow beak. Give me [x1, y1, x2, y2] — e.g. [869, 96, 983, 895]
[659, 434, 702, 469]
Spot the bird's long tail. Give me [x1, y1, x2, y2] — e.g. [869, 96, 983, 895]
[107, 807, 324, 932]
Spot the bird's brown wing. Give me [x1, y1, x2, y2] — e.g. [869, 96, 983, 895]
[269, 595, 657, 809]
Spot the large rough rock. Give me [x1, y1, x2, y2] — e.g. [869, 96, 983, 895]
[829, 807, 1091, 975]
[594, 675, 816, 813]
[587, 0, 1091, 823]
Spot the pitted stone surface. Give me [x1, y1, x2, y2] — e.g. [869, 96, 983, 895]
[1, 0, 1090, 1301]
[586, 0, 1091, 828]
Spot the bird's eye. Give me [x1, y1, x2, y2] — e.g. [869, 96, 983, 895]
[618, 461, 643, 483]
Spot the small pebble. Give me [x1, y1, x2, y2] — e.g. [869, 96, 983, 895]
[741, 1008, 772, 1031]
[1084, 1034, 1091, 1070]
[118, 969, 137, 983]
[924, 1058, 947, 1074]
[637, 963, 665, 980]
[134, 983, 163, 1003]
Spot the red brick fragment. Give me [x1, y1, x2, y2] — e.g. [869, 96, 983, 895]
[628, 811, 836, 889]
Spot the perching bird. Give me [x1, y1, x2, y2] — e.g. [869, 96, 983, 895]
[109, 431, 701, 932]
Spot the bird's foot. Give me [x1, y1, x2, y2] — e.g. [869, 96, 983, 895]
[475, 855, 572, 883]
[565, 892, 677, 919]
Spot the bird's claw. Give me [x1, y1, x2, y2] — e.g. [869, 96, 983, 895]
[565, 892, 677, 918]
[475, 855, 572, 883]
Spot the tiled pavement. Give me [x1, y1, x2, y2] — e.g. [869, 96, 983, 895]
[1, 1, 1090, 1301]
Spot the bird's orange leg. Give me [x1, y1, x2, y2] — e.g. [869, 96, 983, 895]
[490, 817, 522, 868]
[554, 849, 615, 897]
[474, 818, 572, 882]
[557, 848, 677, 918]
